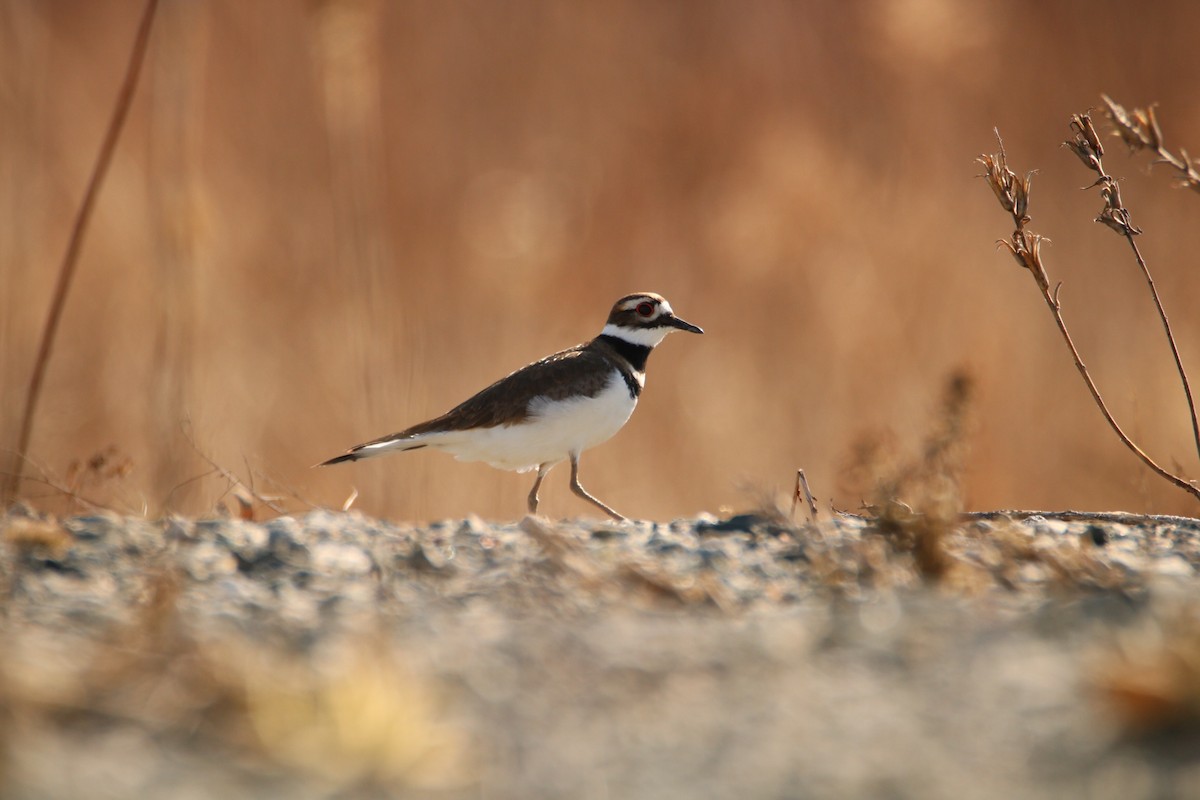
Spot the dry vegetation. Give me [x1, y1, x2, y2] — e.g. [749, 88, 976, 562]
[4, 3, 1200, 521]
[979, 106, 1200, 504]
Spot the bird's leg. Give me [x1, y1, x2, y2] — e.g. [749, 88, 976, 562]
[527, 462, 553, 514]
[568, 452, 627, 522]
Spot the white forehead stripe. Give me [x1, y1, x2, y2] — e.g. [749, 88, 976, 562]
[620, 296, 672, 318]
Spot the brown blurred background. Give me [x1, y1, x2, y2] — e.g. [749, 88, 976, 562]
[3, 0, 1200, 521]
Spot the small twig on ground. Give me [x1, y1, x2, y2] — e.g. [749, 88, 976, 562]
[1065, 107, 1200, 465]
[179, 422, 286, 516]
[792, 469, 818, 523]
[1103, 94, 1200, 195]
[247, 467, 323, 512]
[163, 468, 222, 512]
[978, 130, 1200, 504]
[0, 449, 128, 513]
[3, 0, 160, 506]
[5, 476, 109, 514]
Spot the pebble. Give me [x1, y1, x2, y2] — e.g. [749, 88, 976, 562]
[309, 541, 374, 577]
[215, 520, 270, 563]
[182, 540, 238, 581]
[1152, 554, 1194, 577]
[1033, 518, 1071, 536]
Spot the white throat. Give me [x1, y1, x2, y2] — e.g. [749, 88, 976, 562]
[601, 322, 673, 348]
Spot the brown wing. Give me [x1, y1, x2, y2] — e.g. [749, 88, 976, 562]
[399, 342, 620, 435]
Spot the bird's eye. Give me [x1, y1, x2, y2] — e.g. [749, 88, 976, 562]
[636, 302, 654, 317]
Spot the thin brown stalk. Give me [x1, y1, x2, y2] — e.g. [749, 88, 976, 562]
[1037, 279, 1197, 499]
[0, 451, 119, 513]
[1125, 234, 1199, 458]
[792, 469, 818, 522]
[3, 0, 160, 506]
[179, 421, 286, 516]
[1066, 109, 1200, 465]
[978, 131, 1200, 504]
[248, 466, 321, 512]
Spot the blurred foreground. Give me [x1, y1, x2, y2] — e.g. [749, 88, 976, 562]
[4, 508, 1200, 798]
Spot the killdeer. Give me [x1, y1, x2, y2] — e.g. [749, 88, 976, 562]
[318, 292, 703, 520]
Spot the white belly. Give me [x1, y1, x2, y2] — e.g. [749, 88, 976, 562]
[426, 373, 637, 471]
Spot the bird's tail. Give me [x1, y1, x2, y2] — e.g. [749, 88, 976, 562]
[315, 452, 361, 467]
[315, 436, 427, 468]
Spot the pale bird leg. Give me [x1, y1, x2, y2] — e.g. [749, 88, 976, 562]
[569, 452, 627, 522]
[527, 462, 553, 514]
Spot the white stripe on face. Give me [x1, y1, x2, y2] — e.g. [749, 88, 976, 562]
[601, 322, 675, 348]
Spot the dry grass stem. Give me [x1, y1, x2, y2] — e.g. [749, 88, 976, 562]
[1103, 94, 1200, 195]
[859, 371, 974, 584]
[1, 450, 131, 514]
[179, 423, 286, 518]
[1066, 106, 1200, 465]
[979, 131, 1200, 504]
[792, 469, 818, 522]
[2, 0, 160, 506]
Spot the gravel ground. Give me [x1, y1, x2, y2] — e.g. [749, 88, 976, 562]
[3, 506, 1200, 799]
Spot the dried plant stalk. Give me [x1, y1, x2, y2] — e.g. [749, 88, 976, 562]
[1103, 94, 1200, 195]
[1065, 109, 1200, 465]
[978, 130, 1200, 504]
[792, 469, 818, 522]
[2, 0, 160, 505]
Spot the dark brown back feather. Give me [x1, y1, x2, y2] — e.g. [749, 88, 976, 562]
[384, 340, 630, 439]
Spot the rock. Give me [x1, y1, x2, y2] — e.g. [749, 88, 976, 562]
[267, 517, 310, 568]
[1152, 554, 1193, 577]
[310, 542, 373, 577]
[216, 520, 270, 564]
[182, 540, 238, 581]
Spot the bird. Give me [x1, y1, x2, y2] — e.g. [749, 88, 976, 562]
[317, 292, 703, 520]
